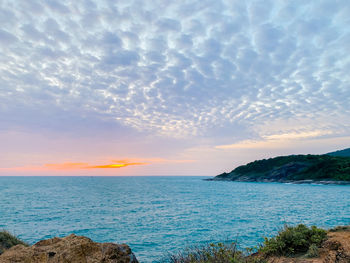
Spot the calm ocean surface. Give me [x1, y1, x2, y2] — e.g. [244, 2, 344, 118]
[0, 176, 349, 262]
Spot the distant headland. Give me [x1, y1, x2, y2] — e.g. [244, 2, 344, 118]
[208, 148, 350, 184]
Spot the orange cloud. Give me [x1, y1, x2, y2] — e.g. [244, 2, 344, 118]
[0, 161, 147, 172]
[44, 161, 147, 170]
[88, 163, 147, 169]
[111, 158, 195, 164]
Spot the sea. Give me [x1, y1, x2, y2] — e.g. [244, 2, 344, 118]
[0, 176, 349, 262]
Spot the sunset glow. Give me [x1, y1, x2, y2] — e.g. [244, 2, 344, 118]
[10, 161, 146, 171]
[44, 163, 90, 170]
[0, 0, 349, 176]
[88, 163, 147, 169]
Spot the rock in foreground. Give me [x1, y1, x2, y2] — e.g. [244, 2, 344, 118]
[0, 234, 138, 263]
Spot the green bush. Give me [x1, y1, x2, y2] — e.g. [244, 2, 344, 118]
[259, 224, 327, 257]
[160, 242, 266, 263]
[305, 244, 319, 258]
[0, 230, 28, 254]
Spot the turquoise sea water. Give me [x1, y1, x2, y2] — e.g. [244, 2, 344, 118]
[0, 176, 349, 262]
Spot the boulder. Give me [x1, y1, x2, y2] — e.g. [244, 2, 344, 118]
[0, 234, 138, 263]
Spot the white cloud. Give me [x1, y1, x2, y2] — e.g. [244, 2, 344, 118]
[215, 130, 334, 149]
[0, 0, 349, 143]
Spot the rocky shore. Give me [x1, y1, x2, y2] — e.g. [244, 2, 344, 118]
[0, 234, 138, 263]
[0, 226, 349, 262]
[206, 177, 350, 185]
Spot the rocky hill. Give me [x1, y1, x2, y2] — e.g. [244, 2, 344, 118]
[211, 154, 350, 184]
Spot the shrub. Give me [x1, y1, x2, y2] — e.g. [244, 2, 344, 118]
[259, 224, 327, 257]
[305, 244, 319, 258]
[0, 230, 28, 255]
[160, 242, 266, 263]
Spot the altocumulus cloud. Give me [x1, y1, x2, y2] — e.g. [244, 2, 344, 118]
[0, 0, 350, 145]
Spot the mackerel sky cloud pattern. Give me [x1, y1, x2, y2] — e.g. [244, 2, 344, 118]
[0, 0, 349, 175]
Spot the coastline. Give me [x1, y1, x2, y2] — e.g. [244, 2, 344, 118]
[205, 178, 350, 185]
[1, 225, 349, 262]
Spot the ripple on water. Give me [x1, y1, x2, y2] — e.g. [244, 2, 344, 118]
[0, 176, 349, 263]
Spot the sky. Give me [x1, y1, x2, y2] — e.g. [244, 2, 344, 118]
[0, 0, 349, 176]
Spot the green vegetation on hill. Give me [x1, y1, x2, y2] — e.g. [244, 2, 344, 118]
[0, 231, 28, 254]
[327, 148, 350, 157]
[215, 154, 350, 182]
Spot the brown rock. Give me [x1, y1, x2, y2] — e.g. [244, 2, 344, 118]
[0, 234, 138, 263]
[320, 230, 350, 263]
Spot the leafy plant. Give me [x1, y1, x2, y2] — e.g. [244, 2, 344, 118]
[259, 224, 327, 257]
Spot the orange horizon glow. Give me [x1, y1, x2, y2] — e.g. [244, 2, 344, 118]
[0, 160, 147, 172]
[88, 163, 147, 168]
[44, 161, 148, 170]
[0, 158, 195, 173]
[44, 163, 90, 170]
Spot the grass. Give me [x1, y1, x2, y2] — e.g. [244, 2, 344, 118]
[159, 242, 266, 263]
[0, 230, 28, 255]
[305, 244, 319, 258]
[161, 224, 329, 262]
